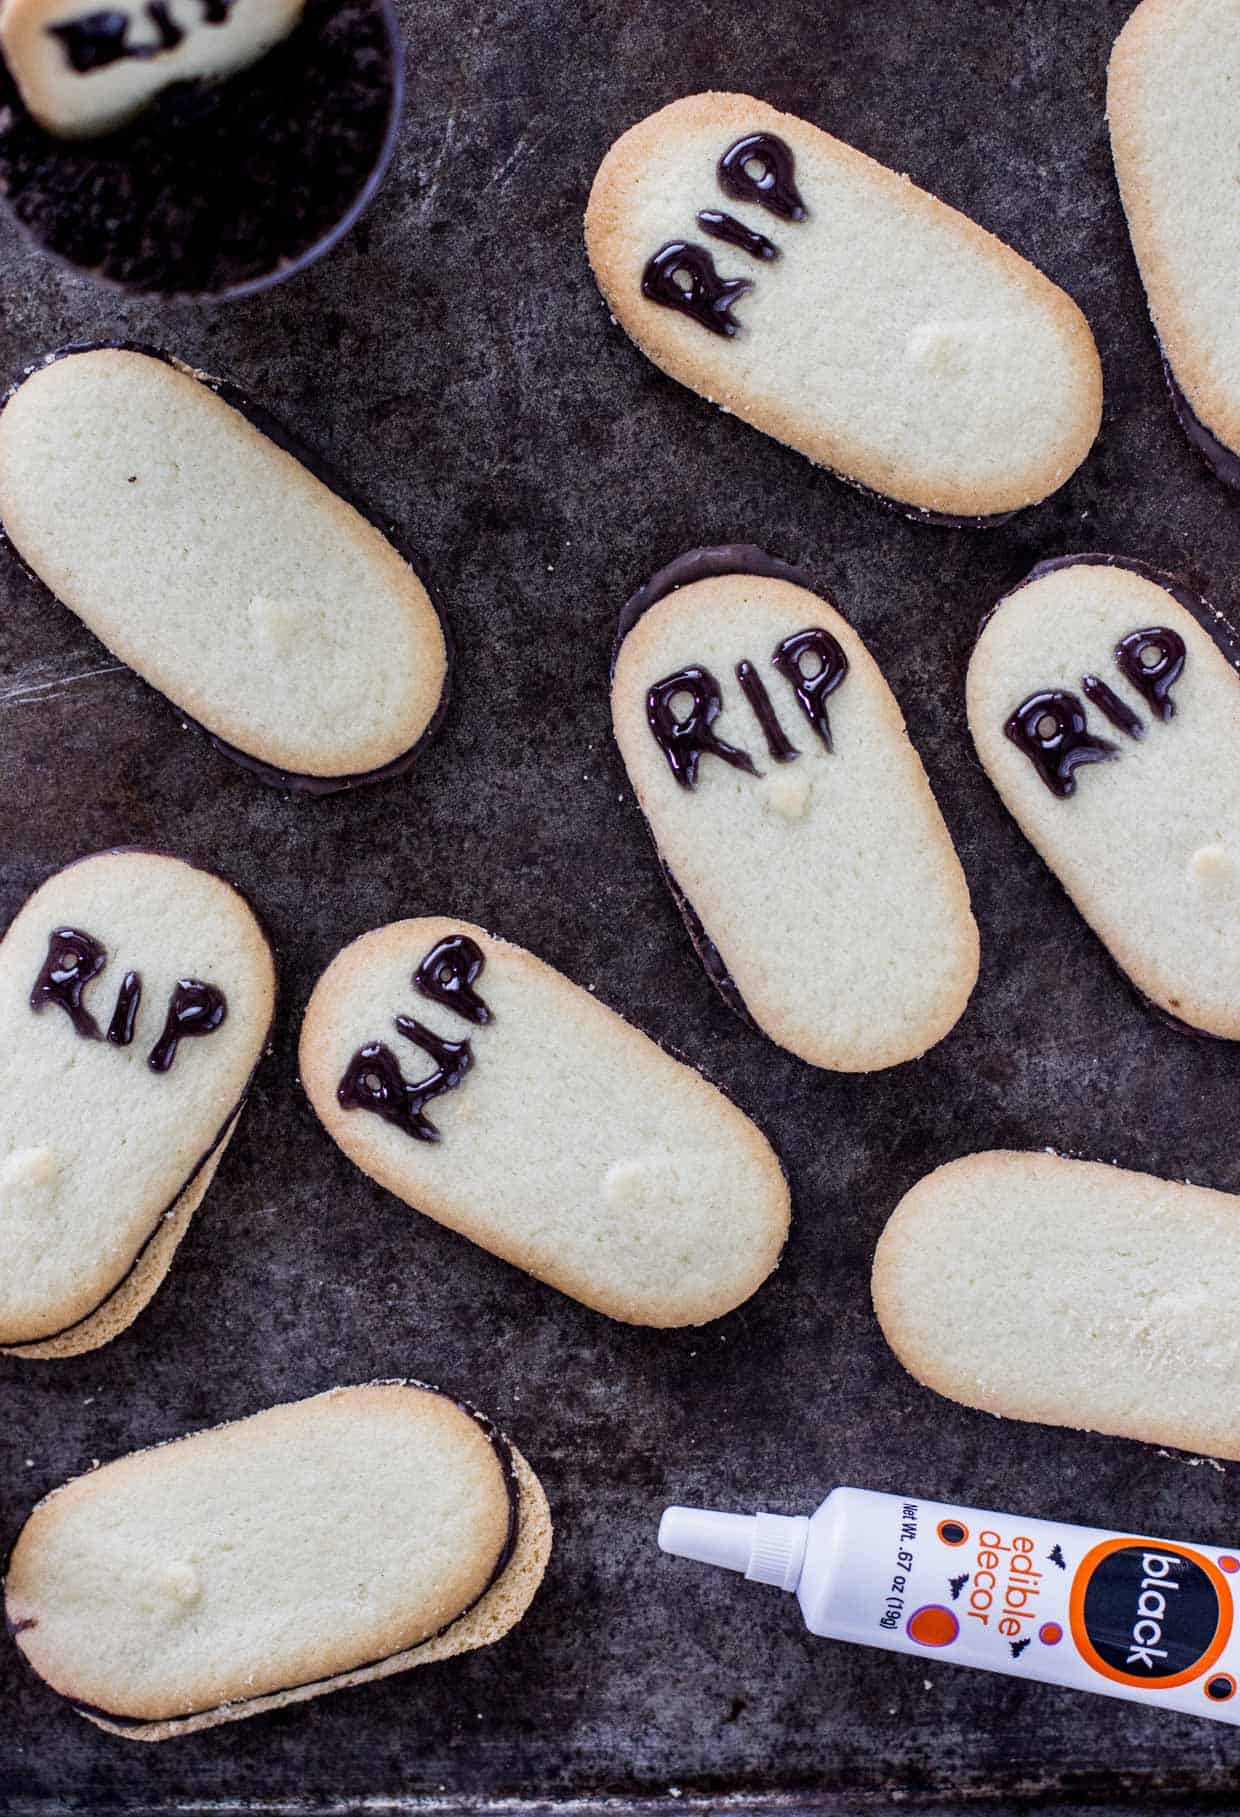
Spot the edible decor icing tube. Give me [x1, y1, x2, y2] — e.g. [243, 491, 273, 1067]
[660, 1489, 1240, 1723]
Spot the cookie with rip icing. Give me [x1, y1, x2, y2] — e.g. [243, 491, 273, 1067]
[0, 849, 275, 1359]
[611, 548, 979, 1072]
[585, 92, 1102, 523]
[299, 915, 790, 1327]
[968, 553, 1240, 1040]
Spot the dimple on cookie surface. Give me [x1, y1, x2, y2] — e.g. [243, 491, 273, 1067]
[586, 92, 1101, 519]
[0, 348, 447, 785]
[611, 562, 979, 1071]
[299, 916, 790, 1327]
[967, 556, 1240, 1038]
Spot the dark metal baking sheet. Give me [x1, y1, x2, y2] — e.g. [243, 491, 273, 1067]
[3, 0, 1240, 1810]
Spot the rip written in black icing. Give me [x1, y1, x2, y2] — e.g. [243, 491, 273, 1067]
[339, 935, 490, 1140]
[696, 210, 778, 262]
[30, 928, 226, 1072]
[718, 132, 807, 222]
[649, 630, 849, 785]
[643, 133, 806, 335]
[1004, 626, 1186, 796]
[641, 243, 751, 338]
[415, 934, 491, 1025]
[149, 981, 227, 1073]
[48, 0, 238, 74]
[1004, 691, 1117, 798]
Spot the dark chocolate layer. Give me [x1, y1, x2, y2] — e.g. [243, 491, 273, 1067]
[0, 0, 402, 299]
[0, 343, 452, 796]
[1160, 346, 1240, 494]
[21, 1385, 523, 1730]
[3, 847, 276, 1353]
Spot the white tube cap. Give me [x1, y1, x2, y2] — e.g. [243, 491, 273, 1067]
[659, 1506, 808, 1592]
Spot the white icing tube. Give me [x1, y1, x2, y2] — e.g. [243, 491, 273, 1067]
[660, 1489, 1240, 1723]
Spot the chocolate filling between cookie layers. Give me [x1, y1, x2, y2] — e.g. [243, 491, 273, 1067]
[10, 1385, 523, 1731]
[0, 0, 403, 299]
[1, 846, 276, 1354]
[979, 551, 1240, 1045]
[0, 343, 452, 796]
[614, 545, 830, 1039]
[1159, 346, 1240, 494]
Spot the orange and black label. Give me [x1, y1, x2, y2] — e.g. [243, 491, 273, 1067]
[1070, 1539, 1233, 1690]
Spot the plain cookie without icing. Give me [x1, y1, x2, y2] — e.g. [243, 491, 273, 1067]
[585, 92, 1102, 521]
[0, 0, 305, 139]
[1108, 0, 1240, 485]
[967, 554, 1240, 1039]
[0, 850, 275, 1357]
[299, 916, 790, 1327]
[873, 1151, 1240, 1462]
[5, 1382, 552, 1738]
[0, 346, 448, 790]
[611, 550, 979, 1071]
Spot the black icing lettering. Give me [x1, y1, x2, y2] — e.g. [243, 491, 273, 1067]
[106, 971, 142, 1046]
[148, 980, 226, 1073]
[696, 210, 779, 262]
[1004, 690, 1117, 797]
[1115, 626, 1186, 722]
[641, 243, 752, 338]
[30, 928, 106, 1040]
[771, 627, 849, 750]
[718, 133, 807, 222]
[47, 0, 237, 74]
[338, 1021, 473, 1143]
[415, 935, 491, 1026]
[736, 660, 797, 761]
[647, 666, 758, 788]
[1082, 675, 1143, 739]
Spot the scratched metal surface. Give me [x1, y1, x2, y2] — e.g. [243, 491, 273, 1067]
[2, 0, 1240, 1811]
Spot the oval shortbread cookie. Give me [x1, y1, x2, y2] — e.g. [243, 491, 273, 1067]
[873, 1151, 1240, 1461]
[0, 346, 448, 790]
[968, 554, 1240, 1039]
[0, 0, 304, 139]
[1108, 0, 1240, 486]
[585, 92, 1102, 522]
[299, 916, 790, 1326]
[5, 1382, 552, 1738]
[0, 849, 276, 1357]
[611, 549, 979, 1071]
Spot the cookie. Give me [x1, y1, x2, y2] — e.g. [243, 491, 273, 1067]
[5, 1382, 552, 1738]
[873, 1150, 1240, 1461]
[0, 0, 305, 139]
[299, 915, 790, 1326]
[967, 553, 1240, 1039]
[611, 549, 979, 1071]
[0, 849, 275, 1358]
[0, 346, 447, 791]
[1108, 0, 1240, 487]
[585, 92, 1102, 522]
[0, 0, 399, 298]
